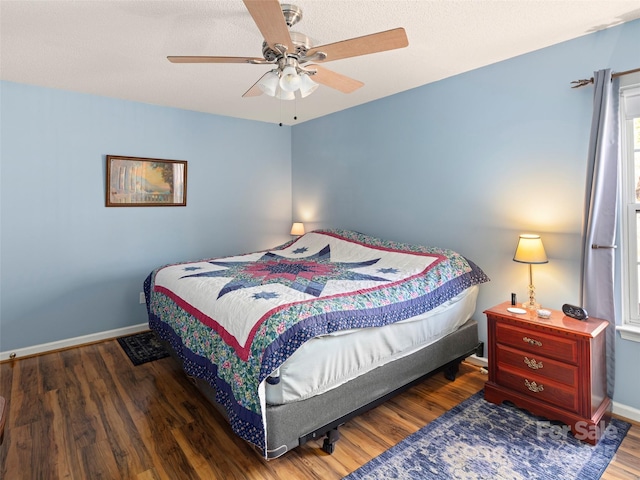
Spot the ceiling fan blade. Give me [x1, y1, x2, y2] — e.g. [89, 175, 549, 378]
[243, 0, 293, 52]
[306, 28, 408, 63]
[308, 64, 363, 94]
[242, 72, 269, 97]
[168, 56, 264, 64]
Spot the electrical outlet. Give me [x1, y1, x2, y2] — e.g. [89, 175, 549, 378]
[139, 292, 145, 304]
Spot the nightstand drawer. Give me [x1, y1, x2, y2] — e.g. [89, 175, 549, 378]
[495, 322, 578, 364]
[496, 366, 579, 413]
[496, 344, 578, 387]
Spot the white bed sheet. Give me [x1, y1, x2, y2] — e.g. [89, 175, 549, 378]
[265, 285, 479, 405]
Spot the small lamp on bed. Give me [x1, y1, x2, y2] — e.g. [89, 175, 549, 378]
[513, 234, 548, 310]
[290, 222, 305, 236]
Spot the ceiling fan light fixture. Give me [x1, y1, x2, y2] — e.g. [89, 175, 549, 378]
[299, 73, 318, 98]
[276, 87, 296, 100]
[258, 70, 280, 97]
[279, 65, 302, 92]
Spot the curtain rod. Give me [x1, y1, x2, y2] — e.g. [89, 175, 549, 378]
[570, 67, 640, 88]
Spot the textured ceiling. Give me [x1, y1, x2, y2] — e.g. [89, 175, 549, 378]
[1, 0, 640, 125]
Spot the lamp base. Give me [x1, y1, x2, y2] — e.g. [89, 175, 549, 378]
[522, 301, 540, 311]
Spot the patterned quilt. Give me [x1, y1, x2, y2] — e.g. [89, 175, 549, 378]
[144, 229, 489, 456]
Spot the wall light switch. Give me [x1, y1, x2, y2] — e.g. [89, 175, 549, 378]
[139, 292, 145, 304]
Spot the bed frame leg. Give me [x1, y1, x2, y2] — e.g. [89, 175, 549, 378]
[443, 361, 460, 381]
[322, 428, 340, 454]
[444, 342, 484, 381]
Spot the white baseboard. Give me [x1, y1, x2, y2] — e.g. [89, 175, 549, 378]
[613, 400, 640, 423]
[466, 354, 488, 368]
[0, 323, 149, 361]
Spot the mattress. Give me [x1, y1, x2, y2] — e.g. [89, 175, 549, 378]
[265, 285, 479, 404]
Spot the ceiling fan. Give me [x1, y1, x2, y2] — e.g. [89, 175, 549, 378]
[167, 0, 409, 100]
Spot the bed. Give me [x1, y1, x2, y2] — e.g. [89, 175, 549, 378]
[144, 229, 489, 458]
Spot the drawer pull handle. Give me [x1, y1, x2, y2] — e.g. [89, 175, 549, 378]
[524, 379, 544, 393]
[524, 357, 543, 369]
[523, 336, 542, 347]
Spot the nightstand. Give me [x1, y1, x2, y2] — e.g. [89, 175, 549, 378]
[484, 302, 611, 445]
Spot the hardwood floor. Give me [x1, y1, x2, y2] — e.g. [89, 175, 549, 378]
[1, 339, 638, 479]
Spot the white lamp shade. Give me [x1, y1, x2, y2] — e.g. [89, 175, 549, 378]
[276, 87, 295, 100]
[279, 66, 302, 92]
[299, 74, 319, 98]
[258, 70, 279, 97]
[513, 234, 548, 264]
[290, 222, 305, 236]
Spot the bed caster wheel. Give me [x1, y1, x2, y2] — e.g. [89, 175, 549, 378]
[322, 438, 335, 454]
[322, 428, 340, 454]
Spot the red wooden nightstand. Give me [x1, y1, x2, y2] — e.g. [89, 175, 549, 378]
[484, 302, 611, 444]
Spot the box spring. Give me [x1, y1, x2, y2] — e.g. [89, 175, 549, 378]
[163, 317, 480, 458]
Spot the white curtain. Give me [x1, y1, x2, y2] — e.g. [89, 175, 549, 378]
[580, 69, 619, 397]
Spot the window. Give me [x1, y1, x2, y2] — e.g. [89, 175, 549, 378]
[619, 79, 640, 341]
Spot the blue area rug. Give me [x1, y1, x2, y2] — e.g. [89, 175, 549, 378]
[344, 391, 630, 479]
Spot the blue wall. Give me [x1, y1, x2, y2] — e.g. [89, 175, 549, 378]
[291, 20, 640, 410]
[0, 82, 292, 351]
[1, 19, 638, 412]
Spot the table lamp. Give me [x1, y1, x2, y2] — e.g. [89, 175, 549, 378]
[290, 222, 305, 236]
[513, 234, 548, 310]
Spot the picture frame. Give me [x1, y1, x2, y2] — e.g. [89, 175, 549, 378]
[106, 155, 187, 207]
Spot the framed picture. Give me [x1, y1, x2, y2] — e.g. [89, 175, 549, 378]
[106, 155, 187, 207]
